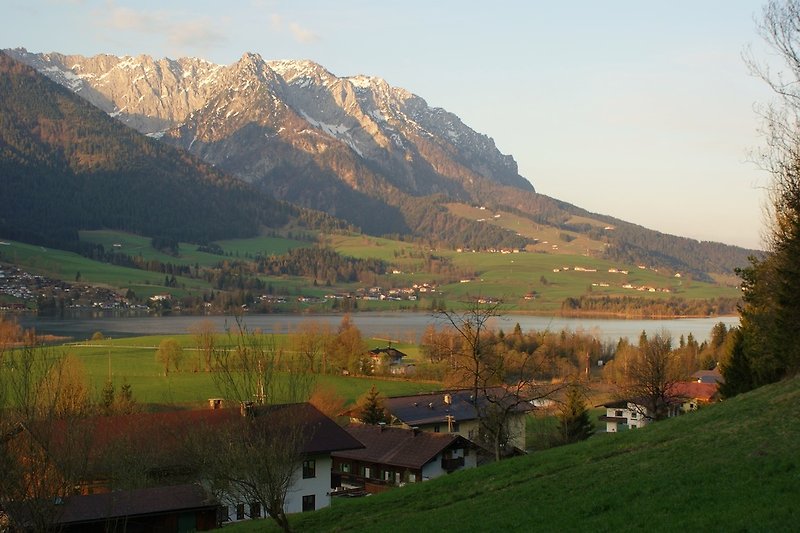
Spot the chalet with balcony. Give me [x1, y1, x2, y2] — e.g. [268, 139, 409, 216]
[331, 424, 480, 494]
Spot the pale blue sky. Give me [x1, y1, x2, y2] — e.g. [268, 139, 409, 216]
[2, 1, 778, 249]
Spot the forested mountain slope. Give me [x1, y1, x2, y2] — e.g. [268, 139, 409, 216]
[0, 52, 299, 247]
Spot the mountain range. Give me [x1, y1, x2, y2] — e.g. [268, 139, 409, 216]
[2, 48, 757, 278]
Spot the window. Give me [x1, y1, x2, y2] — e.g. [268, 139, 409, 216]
[384, 470, 392, 481]
[303, 459, 316, 479]
[340, 462, 351, 473]
[631, 412, 637, 419]
[409, 473, 417, 483]
[250, 502, 261, 518]
[302, 494, 315, 512]
[615, 410, 623, 417]
[364, 467, 371, 478]
[236, 503, 245, 521]
[433, 424, 440, 433]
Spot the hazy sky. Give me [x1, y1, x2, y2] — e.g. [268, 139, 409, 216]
[2, 1, 780, 249]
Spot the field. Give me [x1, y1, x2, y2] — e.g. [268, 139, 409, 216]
[1, 229, 741, 315]
[325, 232, 739, 310]
[444, 203, 608, 255]
[60, 334, 436, 407]
[228, 374, 800, 532]
[79, 230, 308, 268]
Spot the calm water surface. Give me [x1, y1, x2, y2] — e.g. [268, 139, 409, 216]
[19, 312, 740, 345]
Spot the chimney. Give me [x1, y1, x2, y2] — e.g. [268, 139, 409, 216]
[443, 393, 452, 405]
[411, 426, 419, 436]
[378, 422, 386, 432]
[428, 402, 434, 409]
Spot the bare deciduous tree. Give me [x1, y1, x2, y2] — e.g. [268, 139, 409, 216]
[617, 333, 686, 421]
[189, 319, 217, 372]
[438, 299, 564, 460]
[201, 316, 316, 532]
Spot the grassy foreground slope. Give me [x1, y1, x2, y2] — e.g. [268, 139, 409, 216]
[260, 375, 798, 532]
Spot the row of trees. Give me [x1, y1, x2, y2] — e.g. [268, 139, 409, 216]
[561, 295, 740, 318]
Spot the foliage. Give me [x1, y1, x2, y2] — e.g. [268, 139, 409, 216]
[557, 382, 594, 444]
[612, 333, 686, 421]
[355, 385, 388, 425]
[561, 295, 739, 318]
[722, 0, 800, 395]
[0, 337, 95, 531]
[155, 338, 184, 376]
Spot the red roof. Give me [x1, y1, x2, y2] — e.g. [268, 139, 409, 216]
[670, 382, 719, 403]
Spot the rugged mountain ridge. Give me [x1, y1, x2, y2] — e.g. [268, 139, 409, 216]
[4, 48, 758, 276]
[6, 48, 530, 197]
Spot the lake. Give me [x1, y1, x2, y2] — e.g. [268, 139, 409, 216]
[19, 312, 740, 345]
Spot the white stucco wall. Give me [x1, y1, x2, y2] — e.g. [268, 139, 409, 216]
[284, 454, 332, 514]
[219, 453, 333, 524]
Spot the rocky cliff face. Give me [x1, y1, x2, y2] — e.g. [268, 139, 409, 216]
[6, 48, 533, 234]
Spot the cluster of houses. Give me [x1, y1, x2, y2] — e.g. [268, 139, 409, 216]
[2, 360, 725, 531]
[1, 388, 530, 531]
[549, 265, 675, 293]
[0, 265, 130, 312]
[253, 283, 439, 308]
[598, 368, 723, 432]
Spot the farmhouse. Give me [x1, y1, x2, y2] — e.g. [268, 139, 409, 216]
[381, 389, 532, 453]
[331, 424, 480, 494]
[3, 403, 363, 529]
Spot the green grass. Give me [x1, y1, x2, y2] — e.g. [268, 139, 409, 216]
[79, 230, 308, 268]
[230, 374, 800, 532]
[61, 335, 437, 407]
[0, 239, 206, 294]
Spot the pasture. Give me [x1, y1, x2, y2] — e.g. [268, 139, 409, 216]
[61, 334, 436, 407]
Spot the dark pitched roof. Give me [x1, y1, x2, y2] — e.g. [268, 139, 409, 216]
[333, 424, 472, 470]
[368, 347, 407, 360]
[56, 483, 216, 525]
[30, 402, 362, 474]
[384, 388, 531, 427]
[691, 368, 725, 384]
[257, 403, 364, 455]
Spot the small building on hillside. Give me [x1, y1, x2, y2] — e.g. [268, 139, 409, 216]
[331, 423, 480, 494]
[367, 346, 409, 374]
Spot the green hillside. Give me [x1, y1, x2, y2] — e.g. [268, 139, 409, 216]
[240, 375, 799, 532]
